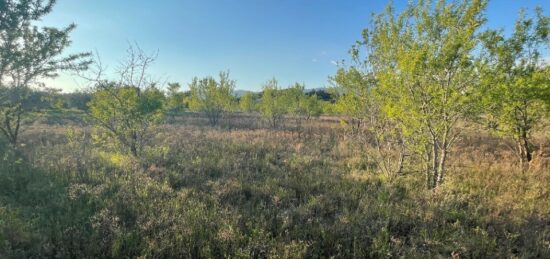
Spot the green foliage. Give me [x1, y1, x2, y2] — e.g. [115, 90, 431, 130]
[88, 84, 165, 157]
[165, 82, 185, 114]
[259, 79, 288, 128]
[301, 94, 323, 120]
[0, 0, 90, 147]
[331, 67, 376, 136]
[284, 83, 306, 116]
[61, 92, 92, 111]
[284, 83, 323, 121]
[0, 87, 28, 147]
[332, 66, 407, 179]
[1, 1, 550, 258]
[188, 71, 236, 125]
[239, 91, 257, 113]
[259, 82, 323, 128]
[1, 120, 548, 258]
[479, 8, 550, 167]
[352, 0, 488, 188]
[332, 67, 372, 120]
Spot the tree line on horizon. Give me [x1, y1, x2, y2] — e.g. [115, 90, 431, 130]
[1, 0, 549, 189]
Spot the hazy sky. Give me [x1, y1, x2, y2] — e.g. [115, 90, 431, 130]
[39, 0, 549, 92]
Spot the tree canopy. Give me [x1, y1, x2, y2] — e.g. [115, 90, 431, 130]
[188, 71, 236, 126]
[0, 0, 90, 147]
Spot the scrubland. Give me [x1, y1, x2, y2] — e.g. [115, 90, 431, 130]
[1, 113, 548, 258]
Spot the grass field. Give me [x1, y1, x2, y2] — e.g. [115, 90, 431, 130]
[1, 113, 548, 258]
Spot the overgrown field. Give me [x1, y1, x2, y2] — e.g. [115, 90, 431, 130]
[1, 114, 549, 258]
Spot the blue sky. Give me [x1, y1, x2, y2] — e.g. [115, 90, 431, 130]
[40, 0, 549, 92]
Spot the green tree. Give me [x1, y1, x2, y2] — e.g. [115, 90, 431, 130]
[188, 71, 236, 126]
[283, 83, 323, 126]
[332, 67, 372, 132]
[88, 84, 164, 157]
[284, 83, 308, 128]
[166, 82, 185, 114]
[302, 94, 323, 121]
[333, 66, 407, 178]
[61, 92, 92, 111]
[87, 44, 164, 157]
[259, 79, 287, 128]
[285, 83, 305, 115]
[479, 8, 549, 169]
[239, 91, 257, 113]
[0, 0, 90, 147]
[355, 0, 487, 188]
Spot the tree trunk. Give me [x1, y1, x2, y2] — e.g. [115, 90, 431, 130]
[517, 130, 532, 171]
[516, 102, 533, 171]
[435, 128, 449, 188]
[435, 147, 447, 188]
[1, 107, 21, 148]
[130, 131, 139, 157]
[395, 150, 405, 176]
[424, 146, 432, 189]
[431, 142, 439, 189]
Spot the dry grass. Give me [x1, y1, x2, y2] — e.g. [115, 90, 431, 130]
[1, 113, 549, 258]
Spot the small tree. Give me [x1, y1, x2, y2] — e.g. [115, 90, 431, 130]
[333, 66, 407, 178]
[302, 94, 323, 121]
[332, 67, 372, 133]
[284, 83, 307, 128]
[355, 0, 487, 188]
[285, 83, 305, 115]
[166, 82, 185, 114]
[86, 44, 164, 158]
[0, 0, 90, 147]
[259, 79, 287, 128]
[165, 82, 185, 124]
[283, 83, 323, 127]
[88, 84, 164, 157]
[188, 71, 235, 126]
[239, 92, 257, 113]
[479, 8, 549, 169]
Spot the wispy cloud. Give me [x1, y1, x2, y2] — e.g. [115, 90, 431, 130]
[330, 60, 338, 66]
[312, 58, 318, 63]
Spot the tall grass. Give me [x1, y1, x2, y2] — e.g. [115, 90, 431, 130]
[1, 114, 548, 258]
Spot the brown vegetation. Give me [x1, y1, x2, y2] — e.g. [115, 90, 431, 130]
[2, 113, 548, 258]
